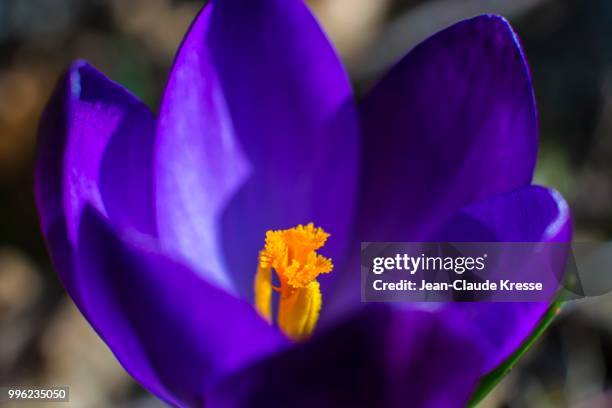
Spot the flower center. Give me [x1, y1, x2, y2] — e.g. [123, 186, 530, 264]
[254, 223, 333, 340]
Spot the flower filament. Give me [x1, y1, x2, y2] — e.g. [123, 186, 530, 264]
[254, 223, 333, 340]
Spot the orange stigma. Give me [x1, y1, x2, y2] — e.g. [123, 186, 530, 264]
[254, 223, 333, 340]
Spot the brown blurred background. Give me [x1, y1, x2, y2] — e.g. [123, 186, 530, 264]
[1, 0, 612, 407]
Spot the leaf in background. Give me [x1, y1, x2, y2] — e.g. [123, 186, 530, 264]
[468, 299, 564, 407]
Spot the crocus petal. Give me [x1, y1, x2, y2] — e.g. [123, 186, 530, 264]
[76, 207, 288, 407]
[436, 185, 571, 373]
[34, 61, 156, 295]
[155, 0, 359, 297]
[436, 185, 570, 243]
[358, 14, 537, 242]
[208, 305, 484, 408]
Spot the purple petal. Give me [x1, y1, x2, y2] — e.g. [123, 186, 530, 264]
[76, 207, 287, 406]
[208, 305, 484, 408]
[436, 185, 570, 242]
[35, 61, 156, 295]
[329, 187, 570, 379]
[358, 15, 537, 242]
[436, 186, 571, 373]
[154, 1, 359, 297]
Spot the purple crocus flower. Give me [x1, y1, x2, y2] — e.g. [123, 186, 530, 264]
[34, 0, 571, 407]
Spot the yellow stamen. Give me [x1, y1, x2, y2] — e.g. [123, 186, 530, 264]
[254, 266, 272, 322]
[254, 223, 333, 340]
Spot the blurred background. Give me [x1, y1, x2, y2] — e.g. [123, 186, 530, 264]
[0, 0, 611, 406]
